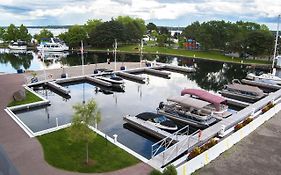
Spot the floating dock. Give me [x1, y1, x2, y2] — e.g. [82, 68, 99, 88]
[241, 79, 281, 90]
[164, 65, 195, 73]
[85, 76, 112, 87]
[144, 68, 171, 78]
[225, 97, 251, 108]
[123, 115, 184, 142]
[46, 81, 70, 95]
[116, 71, 145, 84]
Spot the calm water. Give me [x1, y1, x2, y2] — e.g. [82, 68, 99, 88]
[14, 58, 256, 158]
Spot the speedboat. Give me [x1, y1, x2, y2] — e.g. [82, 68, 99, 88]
[157, 96, 217, 128]
[96, 73, 124, 86]
[37, 38, 69, 52]
[181, 88, 232, 118]
[135, 112, 178, 131]
[8, 41, 27, 50]
[246, 72, 281, 84]
[220, 83, 265, 102]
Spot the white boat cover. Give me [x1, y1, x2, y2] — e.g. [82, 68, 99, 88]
[167, 96, 211, 109]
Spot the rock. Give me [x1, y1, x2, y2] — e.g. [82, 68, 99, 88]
[13, 90, 26, 101]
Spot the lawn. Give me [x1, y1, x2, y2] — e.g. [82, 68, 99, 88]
[37, 129, 140, 173]
[8, 90, 42, 107]
[117, 44, 270, 65]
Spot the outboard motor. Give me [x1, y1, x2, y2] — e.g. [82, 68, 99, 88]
[158, 102, 164, 109]
[94, 69, 99, 74]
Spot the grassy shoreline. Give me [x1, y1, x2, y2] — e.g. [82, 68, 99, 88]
[0, 44, 271, 66]
[37, 129, 139, 173]
[8, 90, 42, 107]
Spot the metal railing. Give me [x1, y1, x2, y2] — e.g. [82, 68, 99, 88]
[151, 125, 189, 158]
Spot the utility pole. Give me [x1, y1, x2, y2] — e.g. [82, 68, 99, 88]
[81, 40, 84, 76]
[272, 14, 280, 75]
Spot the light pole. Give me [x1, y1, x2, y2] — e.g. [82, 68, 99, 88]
[140, 39, 143, 68]
[272, 14, 280, 75]
[114, 39, 117, 71]
[81, 40, 85, 76]
[42, 49, 47, 81]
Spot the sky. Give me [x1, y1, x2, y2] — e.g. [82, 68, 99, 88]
[0, 0, 280, 30]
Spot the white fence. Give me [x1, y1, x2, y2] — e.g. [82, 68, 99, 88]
[176, 101, 281, 175]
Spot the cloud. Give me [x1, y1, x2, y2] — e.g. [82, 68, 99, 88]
[0, 0, 280, 29]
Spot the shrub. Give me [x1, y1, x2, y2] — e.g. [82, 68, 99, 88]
[163, 165, 177, 175]
[234, 123, 243, 131]
[188, 146, 201, 160]
[150, 169, 162, 175]
[206, 138, 218, 148]
[242, 117, 253, 125]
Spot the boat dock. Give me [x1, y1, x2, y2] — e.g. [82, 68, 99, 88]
[225, 97, 251, 108]
[164, 65, 195, 73]
[123, 115, 185, 142]
[241, 79, 281, 90]
[116, 71, 146, 84]
[86, 76, 112, 87]
[144, 68, 171, 78]
[46, 81, 70, 95]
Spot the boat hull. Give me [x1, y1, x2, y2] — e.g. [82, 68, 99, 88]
[8, 45, 27, 50]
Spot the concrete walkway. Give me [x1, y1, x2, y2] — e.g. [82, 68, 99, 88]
[0, 68, 152, 175]
[197, 111, 281, 175]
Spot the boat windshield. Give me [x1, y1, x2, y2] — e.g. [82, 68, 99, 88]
[154, 115, 167, 123]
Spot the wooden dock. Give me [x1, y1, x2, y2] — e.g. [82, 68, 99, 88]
[116, 71, 146, 84]
[46, 81, 70, 95]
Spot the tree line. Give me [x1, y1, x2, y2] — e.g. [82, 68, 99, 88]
[0, 18, 278, 59]
[181, 20, 275, 58]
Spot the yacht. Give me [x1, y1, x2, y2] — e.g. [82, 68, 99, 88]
[37, 38, 69, 52]
[8, 41, 27, 50]
[157, 96, 217, 128]
[134, 112, 178, 131]
[181, 88, 232, 118]
[221, 83, 265, 102]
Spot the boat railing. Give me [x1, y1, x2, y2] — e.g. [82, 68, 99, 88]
[151, 125, 189, 158]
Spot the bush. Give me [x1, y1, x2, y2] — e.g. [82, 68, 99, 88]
[206, 138, 218, 148]
[242, 117, 253, 125]
[163, 165, 177, 175]
[234, 123, 244, 131]
[150, 169, 162, 175]
[188, 146, 201, 160]
[150, 165, 177, 175]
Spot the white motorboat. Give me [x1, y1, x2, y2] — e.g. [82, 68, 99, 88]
[246, 15, 281, 84]
[37, 38, 69, 52]
[8, 41, 27, 50]
[135, 112, 178, 131]
[96, 73, 124, 86]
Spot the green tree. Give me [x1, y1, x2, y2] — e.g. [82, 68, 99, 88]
[4, 24, 19, 42]
[159, 27, 169, 35]
[89, 20, 125, 47]
[18, 24, 32, 42]
[84, 19, 102, 35]
[117, 16, 146, 42]
[147, 22, 158, 32]
[0, 27, 5, 40]
[59, 25, 87, 48]
[34, 28, 54, 43]
[157, 34, 168, 47]
[162, 165, 177, 175]
[68, 99, 101, 164]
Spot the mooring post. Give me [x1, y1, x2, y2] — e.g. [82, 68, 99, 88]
[56, 117, 58, 127]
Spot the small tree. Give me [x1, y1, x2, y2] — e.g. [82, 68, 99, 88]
[68, 99, 101, 164]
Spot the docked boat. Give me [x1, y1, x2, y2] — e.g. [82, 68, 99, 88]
[181, 88, 232, 118]
[135, 112, 178, 131]
[220, 83, 265, 102]
[246, 73, 281, 84]
[37, 38, 69, 52]
[8, 41, 27, 50]
[157, 96, 217, 128]
[96, 73, 124, 86]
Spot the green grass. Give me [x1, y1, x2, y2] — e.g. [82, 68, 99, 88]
[37, 129, 140, 173]
[85, 44, 270, 65]
[8, 90, 42, 107]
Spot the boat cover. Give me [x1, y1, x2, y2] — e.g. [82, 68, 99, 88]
[181, 89, 226, 110]
[226, 83, 263, 95]
[167, 96, 211, 109]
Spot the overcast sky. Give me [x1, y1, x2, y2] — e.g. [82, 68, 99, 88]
[0, 0, 280, 29]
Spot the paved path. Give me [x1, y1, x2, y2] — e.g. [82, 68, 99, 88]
[0, 66, 152, 175]
[197, 111, 281, 175]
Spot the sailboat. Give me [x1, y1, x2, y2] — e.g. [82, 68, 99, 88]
[246, 15, 281, 83]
